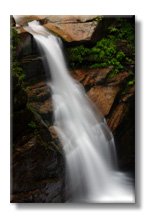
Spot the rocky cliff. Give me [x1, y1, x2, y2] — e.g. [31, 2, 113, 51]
[11, 15, 135, 202]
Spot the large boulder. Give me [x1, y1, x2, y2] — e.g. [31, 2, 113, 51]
[14, 15, 101, 42]
[87, 85, 120, 116]
[44, 21, 99, 42]
[14, 15, 98, 26]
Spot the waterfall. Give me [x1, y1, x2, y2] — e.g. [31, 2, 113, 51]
[25, 21, 135, 203]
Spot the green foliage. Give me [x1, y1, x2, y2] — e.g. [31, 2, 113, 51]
[12, 61, 25, 81]
[107, 18, 135, 56]
[67, 17, 135, 81]
[68, 45, 89, 64]
[121, 73, 135, 94]
[90, 39, 125, 72]
[28, 121, 37, 129]
[11, 28, 25, 82]
[68, 37, 125, 73]
[116, 51, 126, 61]
[94, 16, 103, 22]
[108, 26, 119, 34]
[128, 79, 135, 86]
[11, 28, 20, 50]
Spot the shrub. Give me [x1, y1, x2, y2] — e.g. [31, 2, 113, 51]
[28, 121, 37, 129]
[11, 28, 25, 82]
[67, 17, 135, 80]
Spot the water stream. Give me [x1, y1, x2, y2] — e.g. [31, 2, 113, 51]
[25, 21, 135, 203]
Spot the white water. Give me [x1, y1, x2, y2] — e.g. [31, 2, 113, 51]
[25, 21, 135, 203]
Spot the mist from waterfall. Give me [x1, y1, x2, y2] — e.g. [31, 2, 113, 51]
[25, 21, 135, 203]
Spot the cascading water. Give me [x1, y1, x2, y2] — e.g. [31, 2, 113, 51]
[25, 21, 135, 203]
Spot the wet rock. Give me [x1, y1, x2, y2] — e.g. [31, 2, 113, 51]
[21, 57, 46, 82]
[107, 103, 128, 132]
[11, 15, 16, 27]
[114, 96, 135, 172]
[11, 180, 64, 203]
[82, 67, 112, 88]
[12, 108, 33, 141]
[14, 15, 101, 42]
[121, 86, 135, 102]
[107, 71, 129, 85]
[12, 70, 65, 203]
[71, 69, 87, 82]
[39, 99, 53, 113]
[11, 135, 65, 202]
[71, 67, 113, 92]
[27, 81, 51, 100]
[16, 31, 35, 56]
[12, 75, 32, 141]
[49, 126, 58, 140]
[87, 85, 120, 116]
[26, 80, 53, 125]
[13, 88, 27, 111]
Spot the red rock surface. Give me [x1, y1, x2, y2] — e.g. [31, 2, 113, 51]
[87, 85, 120, 116]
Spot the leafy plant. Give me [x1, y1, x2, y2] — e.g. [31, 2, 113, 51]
[67, 17, 135, 83]
[11, 28, 25, 82]
[128, 80, 135, 86]
[28, 121, 37, 129]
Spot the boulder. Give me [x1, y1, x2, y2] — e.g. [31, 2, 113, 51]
[44, 21, 98, 42]
[49, 126, 58, 140]
[107, 103, 128, 132]
[14, 15, 99, 26]
[87, 85, 120, 116]
[71, 67, 113, 92]
[14, 15, 101, 42]
[106, 71, 129, 85]
[82, 67, 112, 88]
[71, 69, 87, 82]
[41, 15, 99, 24]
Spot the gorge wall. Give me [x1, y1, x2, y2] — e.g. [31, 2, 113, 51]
[11, 16, 135, 202]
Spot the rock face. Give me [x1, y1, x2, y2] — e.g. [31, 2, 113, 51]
[14, 15, 101, 42]
[11, 16, 135, 202]
[12, 135, 65, 203]
[11, 15, 16, 27]
[12, 63, 135, 203]
[72, 68, 135, 172]
[88, 86, 120, 116]
[44, 21, 98, 42]
[11, 74, 65, 203]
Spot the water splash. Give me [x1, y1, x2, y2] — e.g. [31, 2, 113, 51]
[25, 21, 135, 203]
